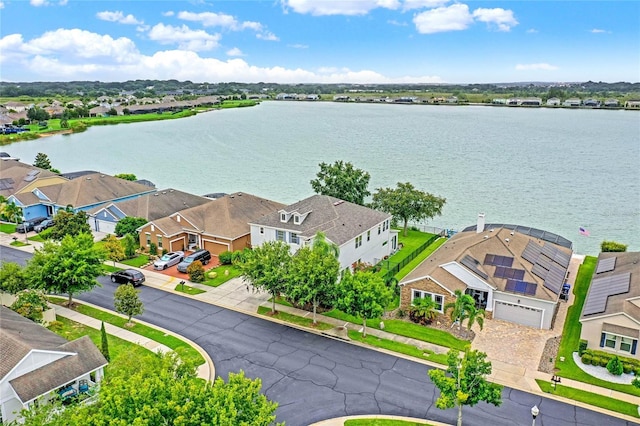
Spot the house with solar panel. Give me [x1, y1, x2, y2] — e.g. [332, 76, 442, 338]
[398, 214, 573, 329]
[579, 252, 640, 359]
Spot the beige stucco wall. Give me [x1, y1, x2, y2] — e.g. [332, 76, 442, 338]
[17, 176, 68, 194]
[580, 314, 640, 360]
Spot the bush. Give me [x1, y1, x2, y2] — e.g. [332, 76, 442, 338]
[38, 227, 54, 240]
[578, 339, 588, 356]
[11, 289, 49, 323]
[187, 260, 205, 283]
[162, 248, 168, 255]
[149, 242, 157, 256]
[599, 357, 609, 368]
[601, 240, 628, 252]
[218, 250, 233, 265]
[581, 353, 592, 365]
[623, 363, 634, 374]
[607, 356, 624, 376]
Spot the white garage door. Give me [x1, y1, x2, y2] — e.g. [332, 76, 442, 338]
[94, 220, 116, 234]
[494, 300, 543, 328]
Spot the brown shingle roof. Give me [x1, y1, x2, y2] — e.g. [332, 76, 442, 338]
[0, 161, 63, 197]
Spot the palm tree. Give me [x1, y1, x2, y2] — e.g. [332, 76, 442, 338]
[4, 201, 23, 225]
[312, 231, 339, 258]
[409, 296, 438, 325]
[461, 304, 485, 332]
[444, 289, 476, 333]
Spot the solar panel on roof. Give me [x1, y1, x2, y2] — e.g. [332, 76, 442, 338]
[505, 279, 538, 296]
[541, 243, 557, 259]
[522, 241, 542, 264]
[554, 251, 571, 268]
[537, 255, 552, 271]
[494, 266, 526, 280]
[460, 255, 488, 279]
[543, 264, 565, 294]
[0, 178, 14, 190]
[532, 263, 548, 279]
[596, 257, 616, 274]
[582, 272, 631, 316]
[484, 254, 514, 267]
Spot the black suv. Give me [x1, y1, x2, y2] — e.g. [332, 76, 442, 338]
[177, 249, 212, 273]
[110, 269, 146, 286]
[16, 217, 48, 233]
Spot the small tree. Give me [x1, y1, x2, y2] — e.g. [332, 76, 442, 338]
[334, 270, 392, 337]
[409, 296, 439, 325]
[445, 289, 481, 333]
[3, 201, 22, 224]
[100, 321, 110, 362]
[0, 262, 29, 294]
[49, 208, 91, 240]
[114, 284, 144, 326]
[103, 234, 125, 266]
[187, 260, 205, 283]
[149, 242, 158, 256]
[10, 289, 50, 323]
[429, 347, 503, 426]
[123, 233, 138, 258]
[606, 356, 624, 376]
[601, 240, 628, 252]
[114, 216, 147, 237]
[310, 160, 371, 205]
[33, 152, 52, 170]
[114, 173, 137, 181]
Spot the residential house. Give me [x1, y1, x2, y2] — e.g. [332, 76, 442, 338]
[0, 161, 68, 199]
[2, 102, 29, 113]
[8, 173, 155, 221]
[563, 98, 582, 107]
[583, 99, 600, 108]
[603, 99, 619, 108]
[87, 188, 212, 234]
[579, 252, 640, 360]
[138, 192, 284, 255]
[519, 97, 542, 106]
[0, 307, 107, 424]
[399, 216, 573, 329]
[492, 98, 507, 105]
[625, 100, 640, 109]
[249, 195, 397, 271]
[546, 97, 561, 106]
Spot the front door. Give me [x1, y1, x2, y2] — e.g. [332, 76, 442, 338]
[465, 288, 488, 310]
[188, 233, 198, 250]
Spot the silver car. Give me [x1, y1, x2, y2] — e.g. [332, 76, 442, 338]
[153, 251, 184, 270]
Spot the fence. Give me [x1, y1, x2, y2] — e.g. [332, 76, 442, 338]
[381, 234, 440, 282]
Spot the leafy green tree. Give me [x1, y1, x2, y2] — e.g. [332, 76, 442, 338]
[334, 270, 392, 337]
[115, 216, 147, 237]
[10, 289, 50, 323]
[49, 208, 91, 240]
[114, 283, 144, 326]
[429, 347, 503, 426]
[237, 240, 292, 314]
[288, 232, 340, 324]
[100, 321, 110, 362]
[3, 201, 23, 224]
[371, 182, 446, 236]
[122, 233, 138, 258]
[187, 260, 205, 283]
[34, 152, 52, 170]
[114, 173, 137, 181]
[601, 240, 628, 252]
[103, 234, 125, 266]
[27, 106, 50, 122]
[0, 262, 29, 294]
[27, 233, 105, 306]
[310, 160, 371, 205]
[60, 119, 69, 129]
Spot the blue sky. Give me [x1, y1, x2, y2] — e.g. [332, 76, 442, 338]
[1, 0, 638, 84]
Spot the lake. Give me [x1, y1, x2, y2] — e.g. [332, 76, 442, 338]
[5, 101, 639, 255]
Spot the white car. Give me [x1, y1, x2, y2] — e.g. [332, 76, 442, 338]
[153, 251, 185, 270]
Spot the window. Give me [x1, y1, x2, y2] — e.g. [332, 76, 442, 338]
[259, 227, 264, 235]
[355, 235, 362, 248]
[276, 230, 285, 241]
[294, 215, 300, 224]
[145, 233, 151, 246]
[604, 333, 616, 349]
[411, 290, 444, 312]
[290, 233, 299, 244]
[378, 225, 381, 235]
[280, 213, 287, 222]
[382, 221, 386, 231]
[367, 230, 370, 241]
[602, 333, 637, 354]
[157, 235, 163, 249]
[620, 337, 632, 353]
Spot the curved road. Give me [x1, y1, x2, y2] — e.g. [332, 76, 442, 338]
[3, 247, 638, 426]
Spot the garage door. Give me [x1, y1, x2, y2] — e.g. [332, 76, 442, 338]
[90, 218, 117, 234]
[494, 300, 543, 328]
[204, 240, 229, 255]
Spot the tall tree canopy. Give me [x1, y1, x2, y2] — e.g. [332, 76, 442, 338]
[371, 182, 446, 236]
[27, 233, 105, 306]
[288, 232, 340, 324]
[237, 240, 292, 314]
[114, 173, 137, 181]
[429, 347, 503, 426]
[310, 160, 371, 205]
[114, 216, 148, 237]
[335, 270, 393, 337]
[49, 208, 91, 240]
[0, 262, 29, 294]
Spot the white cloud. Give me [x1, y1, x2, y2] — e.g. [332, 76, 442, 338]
[96, 10, 143, 25]
[288, 43, 309, 49]
[162, 11, 174, 17]
[282, 0, 400, 16]
[515, 63, 558, 71]
[402, 0, 448, 11]
[257, 31, 279, 41]
[591, 28, 610, 34]
[527, 28, 538, 34]
[472, 7, 518, 32]
[388, 19, 408, 26]
[0, 2, 5, 9]
[30, 0, 49, 6]
[413, 4, 473, 34]
[147, 23, 221, 51]
[226, 47, 244, 57]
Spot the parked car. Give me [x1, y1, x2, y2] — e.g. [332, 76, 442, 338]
[153, 251, 185, 270]
[16, 217, 48, 233]
[34, 219, 55, 233]
[110, 269, 145, 286]
[177, 249, 212, 273]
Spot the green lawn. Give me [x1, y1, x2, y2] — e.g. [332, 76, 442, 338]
[49, 316, 151, 361]
[347, 331, 448, 365]
[0, 223, 16, 233]
[201, 264, 242, 287]
[119, 254, 150, 268]
[49, 297, 204, 366]
[536, 379, 640, 418]
[27, 234, 45, 242]
[395, 237, 446, 281]
[345, 419, 433, 426]
[102, 264, 122, 273]
[555, 256, 640, 396]
[175, 283, 206, 295]
[257, 306, 334, 330]
[377, 230, 437, 278]
[10, 240, 29, 247]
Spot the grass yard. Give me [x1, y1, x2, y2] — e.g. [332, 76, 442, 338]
[536, 379, 640, 418]
[395, 237, 446, 281]
[102, 264, 122, 273]
[27, 234, 45, 242]
[257, 306, 334, 330]
[119, 254, 150, 268]
[49, 297, 204, 366]
[345, 419, 433, 426]
[0, 223, 16, 233]
[202, 264, 242, 287]
[554, 256, 640, 396]
[49, 316, 151, 361]
[175, 283, 206, 295]
[347, 331, 448, 365]
[10, 240, 29, 247]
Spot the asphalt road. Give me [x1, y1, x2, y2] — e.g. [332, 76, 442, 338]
[3, 246, 638, 426]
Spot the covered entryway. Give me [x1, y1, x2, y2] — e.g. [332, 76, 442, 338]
[494, 300, 543, 329]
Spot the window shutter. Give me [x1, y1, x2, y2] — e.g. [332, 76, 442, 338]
[599, 333, 605, 348]
[632, 340, 638, 355]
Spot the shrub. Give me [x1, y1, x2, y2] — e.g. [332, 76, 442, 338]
[607, 356, 624, 376]
[187, 260, 205, 283]
[599, 357, 608, 368]
[162, 248, 168, 255]
[623, 363, 634, 374]
[149, 242, 157, 256]
[11, 289, 49, 323]
[578, 339, 588, 356]
[218, 250, 233, 265]
[38, 227, 54, 240]
[581, 353, 592, 365]
[601, 240, 628, 252]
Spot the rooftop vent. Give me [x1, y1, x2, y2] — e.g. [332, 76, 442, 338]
[333, 200, 344, 206]
[505, 238, 510, 243]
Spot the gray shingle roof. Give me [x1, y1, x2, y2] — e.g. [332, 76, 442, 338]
[251, 195, 391, 246]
